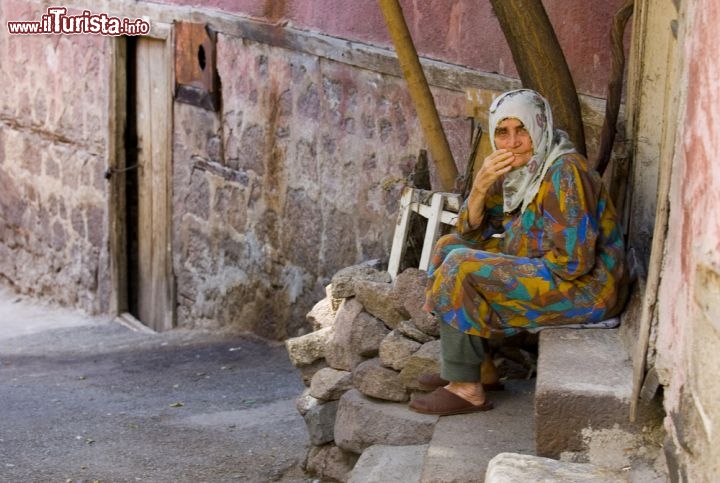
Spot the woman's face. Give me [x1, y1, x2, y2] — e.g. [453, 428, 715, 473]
[494, 118, 533, 168]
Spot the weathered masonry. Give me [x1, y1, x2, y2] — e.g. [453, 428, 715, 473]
[2, 2, 719, 479]
[0, 0, 616, 338]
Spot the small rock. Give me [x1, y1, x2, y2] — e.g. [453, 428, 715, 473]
[325, 299, 369, 371]
[310, 367, 353, 401]
[354, 312, 391, 357]
[303, 400, 340, 446]
[306, 293, 338, 331]
[285, 326, 334, 367]
[396, 320, 433, 343]
[296, 388, 320, 416]
[331, 262, 391, 299]
[306, 444, 359, 483]
[379, 330, 422, 371]
[394, 268, 439, 336]
[352, 358, 407, 402]
[399, 339, 441, 390]
[354, 280, 408, 329]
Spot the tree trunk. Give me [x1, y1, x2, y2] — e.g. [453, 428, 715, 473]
[490, 0, 587, 156]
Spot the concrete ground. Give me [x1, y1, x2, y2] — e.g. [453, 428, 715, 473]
[0, 285, 313, 483]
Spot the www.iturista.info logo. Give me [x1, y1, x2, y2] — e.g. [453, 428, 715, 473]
[7, 7, 151, 35]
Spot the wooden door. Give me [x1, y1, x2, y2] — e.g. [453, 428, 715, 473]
[134, 36, 174, 331]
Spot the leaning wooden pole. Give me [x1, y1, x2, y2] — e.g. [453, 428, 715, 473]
[379, 0, 458, 192]
[595, 0, 634, 176]
[490, 0, 587, 156]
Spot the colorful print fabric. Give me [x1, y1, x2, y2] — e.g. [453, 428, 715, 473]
[424, 153, 629, 338]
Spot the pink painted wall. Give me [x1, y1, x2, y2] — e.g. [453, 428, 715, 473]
[145, 0, 627, 98]
[656, 0, 720, 478]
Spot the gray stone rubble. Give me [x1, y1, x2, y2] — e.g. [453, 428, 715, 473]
[285, 264, 440, 482]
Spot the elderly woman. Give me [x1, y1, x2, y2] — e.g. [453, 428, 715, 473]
[410, 89, 629, 416]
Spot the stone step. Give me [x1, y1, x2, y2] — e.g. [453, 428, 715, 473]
[334, 389, 438, 454]
[338, 380, 535, 483]
[419, 379, 537, 483]
[534, 328, 661, 459]
[347, 444, 428, 483]
[485, 452, 627, 483]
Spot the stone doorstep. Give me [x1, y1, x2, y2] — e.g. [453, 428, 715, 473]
[534, 327, 652, 459]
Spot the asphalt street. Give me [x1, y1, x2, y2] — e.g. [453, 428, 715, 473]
[0, 285, 313, 483]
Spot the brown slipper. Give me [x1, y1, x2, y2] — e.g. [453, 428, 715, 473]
[409, 387, 494, 416]
[417, 373, 505, 392]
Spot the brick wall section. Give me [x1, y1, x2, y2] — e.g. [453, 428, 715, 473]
[0, 1, 111, 312]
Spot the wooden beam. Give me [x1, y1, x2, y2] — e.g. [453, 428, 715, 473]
[490, 0, 587, 156]
[379, 0, 458, 191]
[66, 0, 520, 94]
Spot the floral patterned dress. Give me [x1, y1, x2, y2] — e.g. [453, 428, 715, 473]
[423, 153, 629, 338]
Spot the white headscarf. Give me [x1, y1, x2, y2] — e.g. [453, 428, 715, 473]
[489, 89, 576, 213]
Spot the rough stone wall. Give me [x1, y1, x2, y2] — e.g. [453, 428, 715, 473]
[655, 0, 720, 480]
[1, 0, 618, 340]
[0, 1, 111, 313]
[171, 35, 472, 338]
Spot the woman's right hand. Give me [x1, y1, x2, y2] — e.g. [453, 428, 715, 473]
[473, 149, 515, 195]
[465, 149, 514, 228]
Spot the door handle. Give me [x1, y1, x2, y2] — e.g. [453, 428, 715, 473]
[104, 163, 140, 180]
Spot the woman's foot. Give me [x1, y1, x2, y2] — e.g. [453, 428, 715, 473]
[409, 380, 493, 416]
[417, 373, 505, 391]
[445, 381, 487, 406]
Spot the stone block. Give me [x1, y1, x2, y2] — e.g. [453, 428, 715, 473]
[285, 326, 334, 367]
[306, 443, 359, 483]
[379, 330, 422, 371]
[306, 287, 338, 330]
[310, 367, 353, 401]
[354, 312, 391, 357]
[399, 339, 441, 390]
[326, 298, 390, 371]
[296, 388, 319, 416]
[535, 328, 661, 458]
[354, 279, 407, 329]
[348, 444, 427, 483]
[298, 359, 328, 387]
[393, 268, 438, 336]
[411, 312, 439, 338]
[352, 358, 408, 402]
[325, 298, 369, 371]
[331, 262, 390, 299]
[303, 400, 340, 446]
[397, 320, 434, 343]
[334, 389, 437, 454]
[485, 453, 626, 483]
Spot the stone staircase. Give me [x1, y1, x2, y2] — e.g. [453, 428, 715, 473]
[287, 263, 667, 482]
[335, 378, 534, 483]
[345, 326, 665, 482]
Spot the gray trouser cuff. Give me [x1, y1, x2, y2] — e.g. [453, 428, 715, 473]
[439, 322, 485, 382]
